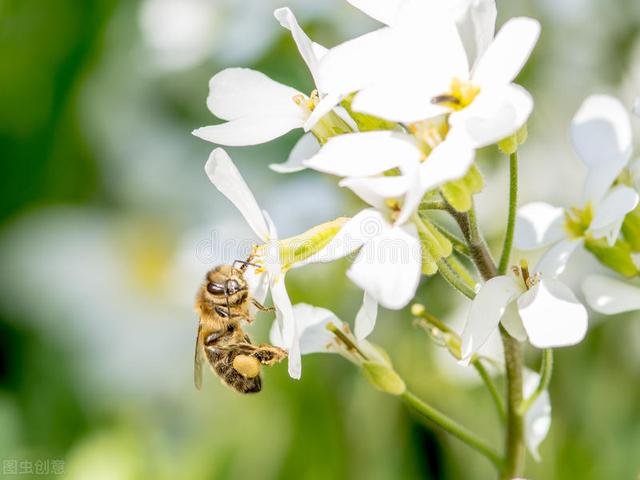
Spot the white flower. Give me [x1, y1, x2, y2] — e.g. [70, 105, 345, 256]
[582, 274, 640, 315]
[319, 1, 538, 148]
[515, 95, 639, 276]
[204, 147, 301, 378]
[193, 8, 348, 172]
[303, 127, 475, 224]
[461, 261, 588, 359]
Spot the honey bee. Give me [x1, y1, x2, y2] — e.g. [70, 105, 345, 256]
[194, 260, 287, 394]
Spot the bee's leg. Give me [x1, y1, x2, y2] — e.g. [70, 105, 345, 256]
[251, 299, 275, 313]
[251, 344, 287, 366]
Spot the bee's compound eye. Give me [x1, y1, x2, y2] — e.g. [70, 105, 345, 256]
[207, 282, 225, 295]
[226, 279, 241, 294]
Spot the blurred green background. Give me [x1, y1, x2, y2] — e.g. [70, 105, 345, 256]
[1, 0, 639, 478]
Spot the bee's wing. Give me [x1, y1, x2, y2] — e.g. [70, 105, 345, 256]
[194, 325, 204, 390]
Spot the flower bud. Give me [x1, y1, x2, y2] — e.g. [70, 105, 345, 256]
[498, 124, 528, 155]
[440, 164, 484, 212]
[621, 206, 640, 252]
[277, 217, 349, 268]
[361, 361, 406, 396]
[584, 237, 639, 277]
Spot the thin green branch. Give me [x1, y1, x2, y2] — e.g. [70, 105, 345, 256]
[419, 199, 448, 211]
[518, 349, 553, 416]
[473, 359, 507, 422]
[430, 220, 472, 257]
[498, 151, 519, 275]
[447, 255, 478, 291]
[402, 391, 503, 469]
[436, 258, 476, 300]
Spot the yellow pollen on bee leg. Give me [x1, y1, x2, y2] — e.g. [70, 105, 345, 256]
[233, 355, 261, 378]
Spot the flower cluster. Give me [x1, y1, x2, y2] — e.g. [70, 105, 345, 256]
[192, 0, 639, 474]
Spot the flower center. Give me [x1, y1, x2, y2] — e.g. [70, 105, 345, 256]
[431, 78, 480, 111]
[511, 259, 540, 290]
[292, 90, 320, 113]
[564, 203, 593, 239]
[407, 117, 449, 159]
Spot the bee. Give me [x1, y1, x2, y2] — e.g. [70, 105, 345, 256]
[194, 260, 287, 394]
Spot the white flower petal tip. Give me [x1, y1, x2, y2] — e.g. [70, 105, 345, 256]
[354, 292, 378, 340]
[204, 149, 270, 242]
[461, 276, 521, 359]
[514, 202, 565, 250]
[582, 275, 640, 315]
[518, 279, 588, 348]
[524, 370, 551, 461]
[472, 17, 540, 87]
[571, 94, 633, 168]
[273, 7, 325, 85]
[269, 133, 319, 174]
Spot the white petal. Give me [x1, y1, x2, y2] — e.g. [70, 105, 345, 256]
[355, 292, 379, 340]
[346, 0, 404, 25]
[524, 370, 551, 461]
[590, 185, 639, 244]
[271, 303, 343, 355]
[205, 68, 304, 120]
[340, 176, 412, 210]
[450, 84, 533, 148]
[347, 224, 422, 310]
[298, 209, 383, 266]
[245, 268, 269, 308]
[318, 27, 395, 98]
[269, 133, 319, 173]
[517, 278, 588, 348]
[582, 274, 640, 314]
[274, 8, 325, 86]
[472, 17, 541, 87]
[193, 115, 305, 147]
[303, 131, 422, 177]
[452, 0, 497, 69]
[501, 301, 528, 342]
[396, 135, 475, 225]
[534, 238, 582, 278]
[461, 275, 522, 359]
[352, 82, 450, 124]
[270, 276, 301, 379]
[204, 148, 270, 241]
[571, 95, 633, 203]
[514, 202, 566, 250]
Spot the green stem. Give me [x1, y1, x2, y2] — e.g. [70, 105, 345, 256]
[436, 258, 476, 300]
[518, 349, 553, 416]
[500, 326, 525, 479]
[444, 200, 497, 281]
[402, 391, 503, 469]
[473, 359, 507, 422]
[498, 151, 519, 275]
[419, 199, 448, 211]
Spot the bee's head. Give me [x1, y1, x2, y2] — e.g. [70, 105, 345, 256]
[201, 264, 249, 307]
